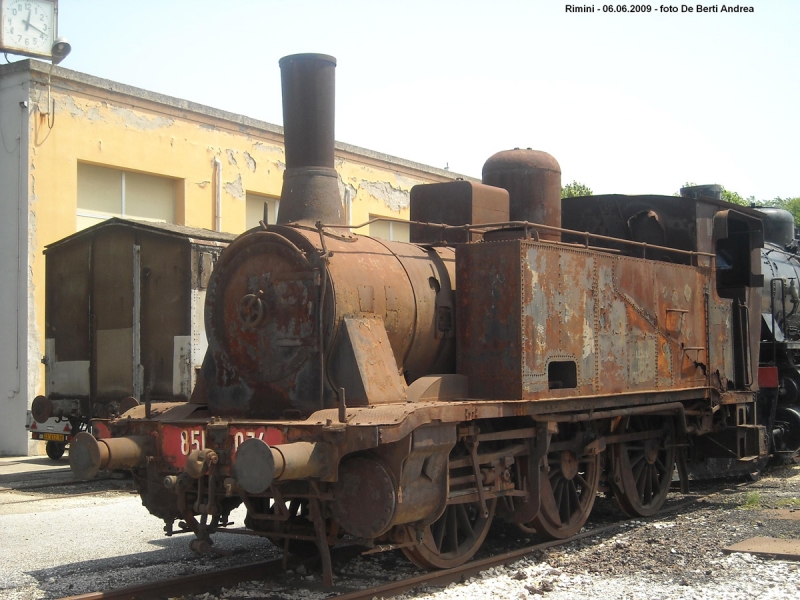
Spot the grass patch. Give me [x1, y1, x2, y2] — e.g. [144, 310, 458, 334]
[742, 491, 761, 509]
[777, 497, 800, 507]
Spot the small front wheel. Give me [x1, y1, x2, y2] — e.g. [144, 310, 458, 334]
[46, 441, 66, 460]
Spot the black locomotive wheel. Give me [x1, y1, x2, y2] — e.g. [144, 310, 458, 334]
[45, 441, 66, 460]
[402, 499, 496, 570]
[524, 426, 601, 539]
[611, 415, 676, 518]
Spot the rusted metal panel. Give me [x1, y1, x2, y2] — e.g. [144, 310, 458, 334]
[759, 509, 800, 521]
[521, 246, 596, 394]
[409, 181, 510, 244]
[458, 239, 713, 400]
[708, 294, 735, 388]
[482, 149, 561, 241]
[456, 240, 522, 399]
[327, 317, 408, 405]
[723, 536, 800, 560]
[653, 265, 708, 385]
[596, 262, 628, 391]
[205, 226, 456, 419]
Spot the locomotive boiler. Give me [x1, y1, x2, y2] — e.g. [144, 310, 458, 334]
[68, 53, 777, 584]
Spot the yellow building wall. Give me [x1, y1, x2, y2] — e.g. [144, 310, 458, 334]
[25, 69, 461, 400]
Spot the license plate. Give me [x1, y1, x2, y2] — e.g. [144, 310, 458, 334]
[42, 433, 66, 442]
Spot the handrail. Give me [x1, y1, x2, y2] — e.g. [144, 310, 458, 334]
[317, 217, 716, 261]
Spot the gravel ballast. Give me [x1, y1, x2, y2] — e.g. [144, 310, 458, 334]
[3, 463, 800, 599]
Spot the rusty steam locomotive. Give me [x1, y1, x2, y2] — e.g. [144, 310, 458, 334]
[67, 53, 791, 583]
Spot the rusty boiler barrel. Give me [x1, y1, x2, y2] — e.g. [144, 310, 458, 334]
[203, 226, 455, 419]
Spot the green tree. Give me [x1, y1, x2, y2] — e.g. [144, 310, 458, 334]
[720, 188, 749, 206]
[562, 181, 593, 198]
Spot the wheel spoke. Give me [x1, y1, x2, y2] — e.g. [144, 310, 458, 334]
[649, 464, 658, 494]
[629, 452, 646, 468]
[569, 480, 581, 513]
[554, 477, 565, 510]
[644, 465, 654, 503]
[456, 503, 474, 539]
[447, 504, 459, 553]
[433, 513, 446, 550]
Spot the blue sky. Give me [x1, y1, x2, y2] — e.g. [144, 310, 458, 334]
[26, 1, 800, 198]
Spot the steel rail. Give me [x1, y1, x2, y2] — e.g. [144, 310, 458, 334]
[331, 485, 750, 600]
[58, 553, 307, 600]
[58, 483, 747, 600]
[0, 474, 126, 493]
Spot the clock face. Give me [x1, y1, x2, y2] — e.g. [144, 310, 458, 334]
[1, 0, 56, 59]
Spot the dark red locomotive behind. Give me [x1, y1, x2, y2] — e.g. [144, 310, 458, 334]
[69, 53, 776, 583]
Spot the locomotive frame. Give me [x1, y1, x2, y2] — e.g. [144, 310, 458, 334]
[64, 53, 791, 585]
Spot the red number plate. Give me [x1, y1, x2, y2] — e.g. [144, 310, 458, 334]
[160, 424, 285, 468]
[229, 426, 284, 451]
[161, 425, 206, 468]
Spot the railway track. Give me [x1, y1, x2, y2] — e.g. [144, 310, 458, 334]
[59, 488, 737, 600]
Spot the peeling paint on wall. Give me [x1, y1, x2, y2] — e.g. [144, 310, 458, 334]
[224, 173, 244, 199]
[337, 177, 358, 206]
[85, 107, 102, 122]
[197, 181, 210, 188]
[360, 180, 410, 213]
[243, 151, 256, 172]
[226, 149, 237, 166]
[55, 95, 85, 119]
[110, 107, 174, 130]
[253, 142, 284, 155]
[396, 173, 421, 190]
[275, 160, 286, 172]
[27, 172, 40, 404]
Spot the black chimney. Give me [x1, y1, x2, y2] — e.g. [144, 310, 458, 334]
[277, 53, 344, 226]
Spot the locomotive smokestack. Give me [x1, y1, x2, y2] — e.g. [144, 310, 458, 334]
[277, 53, 344, 226]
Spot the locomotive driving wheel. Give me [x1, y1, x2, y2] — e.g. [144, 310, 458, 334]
[402, 498, 496, 570]
[521, 423, 601, 539]
[611, 415, 676, 517]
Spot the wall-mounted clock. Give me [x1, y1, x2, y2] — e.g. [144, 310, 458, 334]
[0, 0, 57, 60]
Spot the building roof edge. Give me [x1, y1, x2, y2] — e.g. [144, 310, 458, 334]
[1, 59, 476, 182]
